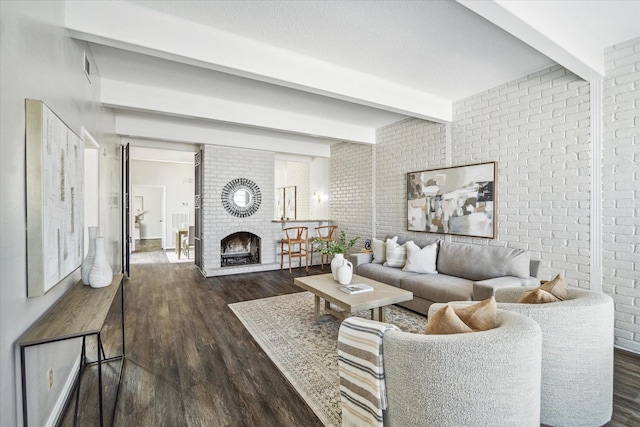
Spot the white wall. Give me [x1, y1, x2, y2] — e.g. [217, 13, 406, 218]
[284, 161, 310, 219]
[275, 158, 329, 219]
[131, 160, 195, 248]
[375, 118, 447, 242]
[83, 146, 100, 254]
[329, 142, 374, 253]
[602, 37, 640, 353]
[309, 157, 330, 219]
[132, 185, 165, 240]
[275, 160, 287, 188]
[0, 2, 119, 426]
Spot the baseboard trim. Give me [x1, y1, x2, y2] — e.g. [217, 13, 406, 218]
[45, 354, 81, 427]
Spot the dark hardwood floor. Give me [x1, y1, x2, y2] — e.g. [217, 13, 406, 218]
[60, 244, 640, 426]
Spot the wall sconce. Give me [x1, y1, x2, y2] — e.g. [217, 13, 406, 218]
[313, 190, 322, 205]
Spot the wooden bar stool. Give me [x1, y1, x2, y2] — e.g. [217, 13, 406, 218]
[311, 225, 338, 270]
[281, 226, 309, 273]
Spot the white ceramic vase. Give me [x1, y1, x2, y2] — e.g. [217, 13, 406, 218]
[81, 226, 98, 285]
[89, 237, 113, 288]
[331, 253, 345, 281]
[337, 259, 353, 285]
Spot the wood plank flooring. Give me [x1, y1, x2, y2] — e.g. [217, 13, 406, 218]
[59, 243, 640, 426]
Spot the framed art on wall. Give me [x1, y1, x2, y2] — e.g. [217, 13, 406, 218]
[284, 186, 296, 220]
[26, 99, 84, 296]
[407, 162, 496, 239]
[275, 187, 285, 220]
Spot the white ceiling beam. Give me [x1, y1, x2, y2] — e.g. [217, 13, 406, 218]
[457, 0, 603, 81]
[116, 113, 332, 158]
[65, 0, 451, 122]
[102, 79, 374, 143]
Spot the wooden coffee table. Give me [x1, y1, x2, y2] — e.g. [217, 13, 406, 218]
[294, 273, 413, 322]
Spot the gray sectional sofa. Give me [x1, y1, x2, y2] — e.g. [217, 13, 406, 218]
[350, 234, 540, 316]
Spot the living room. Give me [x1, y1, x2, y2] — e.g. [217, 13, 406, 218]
[1, 1, 639, 426]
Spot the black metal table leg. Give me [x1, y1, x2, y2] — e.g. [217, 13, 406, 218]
[73, 336, 87, 427]
[97, 333, 104, 427]
[20, 346, 28, 427]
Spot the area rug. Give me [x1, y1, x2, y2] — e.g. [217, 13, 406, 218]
[228, 292, 428, 426]
[164, 250, 193, 264]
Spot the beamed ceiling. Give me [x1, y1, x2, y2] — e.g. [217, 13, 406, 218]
[66, 0, 640, 159]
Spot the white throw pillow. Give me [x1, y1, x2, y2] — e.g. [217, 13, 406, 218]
[384, 240, 408, 268]
[403, 241, 438, 274]
[372, 236, 397, 264]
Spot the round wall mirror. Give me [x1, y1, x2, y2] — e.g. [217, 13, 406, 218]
[233, 189, 252, 207]
[221, 178, 261, 217]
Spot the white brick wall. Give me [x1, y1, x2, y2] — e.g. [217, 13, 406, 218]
[201, 145, 280, 276]
[603, 37, 640, 352]
[375, 118, 447, 241]
[329, 142, 374, 252]
[452, 65, 592, 287]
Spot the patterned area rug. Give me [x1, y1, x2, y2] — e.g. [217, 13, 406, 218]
[228, 292, 428, 426]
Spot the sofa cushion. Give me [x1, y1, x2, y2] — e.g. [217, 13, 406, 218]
[372, 236, 397, 264]
[357, 263, 420, 288]
[473, 276, 541, 301]
[400, 274, 473, 302]
[384, 240, 408, 268]
[402, 241, 438, 274]
[437, 241, 531, 281]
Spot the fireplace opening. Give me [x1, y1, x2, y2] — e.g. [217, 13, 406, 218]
[221, 232, 260, 266]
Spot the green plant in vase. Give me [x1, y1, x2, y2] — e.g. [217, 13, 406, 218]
[315, 231, 360, 281]
[315, 231, 359, 255]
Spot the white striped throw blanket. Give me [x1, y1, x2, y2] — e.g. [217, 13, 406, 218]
[338, 317, 399, 427]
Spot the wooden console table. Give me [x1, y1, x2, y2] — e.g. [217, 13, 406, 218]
[19, 274, 125, 427]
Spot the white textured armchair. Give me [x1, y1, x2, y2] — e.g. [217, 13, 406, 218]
[365, 310, 543, 426]
[495, 287, 614, 427]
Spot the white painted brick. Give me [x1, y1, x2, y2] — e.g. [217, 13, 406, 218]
[528, 81, 553, 94]
[617, 304, 640, 318]
[602, 36, 640, 352]
[201, 146, 278, 275]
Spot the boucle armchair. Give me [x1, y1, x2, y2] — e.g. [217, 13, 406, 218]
[495, 287, 614, 427]
[379, 309, 542, 427]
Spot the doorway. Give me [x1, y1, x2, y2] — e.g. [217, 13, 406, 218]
[132, 185, 166, 248]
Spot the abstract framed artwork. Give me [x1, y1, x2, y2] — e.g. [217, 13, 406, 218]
[284, 186, 297, 220]
[407, 162, 496, 239]
[275, 187, 285, 220]
[26, 99, 84, 297]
